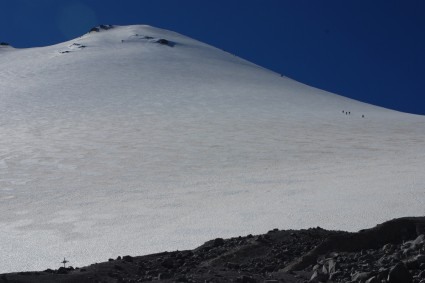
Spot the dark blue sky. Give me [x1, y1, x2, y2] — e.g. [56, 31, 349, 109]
[1, 0, 424, 115]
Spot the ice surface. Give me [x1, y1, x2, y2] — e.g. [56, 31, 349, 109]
[0, 25, 424, 272]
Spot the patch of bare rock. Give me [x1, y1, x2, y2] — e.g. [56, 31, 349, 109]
[1, 217, 424, 283]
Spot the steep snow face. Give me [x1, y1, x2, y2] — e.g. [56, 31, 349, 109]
[0, 25, 424, 272]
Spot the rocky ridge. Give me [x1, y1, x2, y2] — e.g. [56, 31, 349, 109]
[1, 217, 424, 283]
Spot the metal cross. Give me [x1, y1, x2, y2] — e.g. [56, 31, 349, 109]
[61, 258, 69, 268]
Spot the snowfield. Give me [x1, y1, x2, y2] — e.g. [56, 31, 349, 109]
[0, 25, 424, 272]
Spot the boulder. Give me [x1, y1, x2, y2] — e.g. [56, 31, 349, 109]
[156, 38, 175, 46]
[377, 268, 389, 281]
[157, 39, 169, 45]
[122, 255, 133, 262]
[406, 258, 420, 270]
[365, 276, 379, 283]
[351, 271, 372, 282]
[57, 267, 68, 274]
[322, 258, 338, 275]
[158, 272, 173, 280]
[417, 254, 425, 264]
[387, 262, 413, 283]
[161, 258, 174, 269]
[382, 243, 395, 253]
[213, 238, 225, 247]
[310, 270, 328, 282]
[99, 24, 113, 30]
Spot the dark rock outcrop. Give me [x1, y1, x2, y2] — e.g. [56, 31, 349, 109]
[89, 24, 114, 33]
[1, 217, 424, 283]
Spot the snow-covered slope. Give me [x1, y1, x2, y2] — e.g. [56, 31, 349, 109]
[0, 25, 424, 272]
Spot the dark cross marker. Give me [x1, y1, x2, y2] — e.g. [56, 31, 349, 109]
[61, 258, 69, 268]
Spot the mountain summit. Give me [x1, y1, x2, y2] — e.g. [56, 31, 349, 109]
[0, 25, 424, 272]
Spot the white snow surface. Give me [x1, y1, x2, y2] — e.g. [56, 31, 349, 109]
[0, 25, 424, 272]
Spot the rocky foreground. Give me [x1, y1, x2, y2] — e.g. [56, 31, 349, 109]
[1, 217, 425, 283]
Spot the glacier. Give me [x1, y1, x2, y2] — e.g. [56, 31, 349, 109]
[0, 25, 424, 272]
